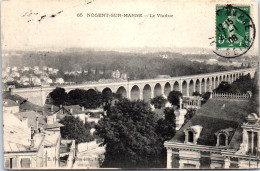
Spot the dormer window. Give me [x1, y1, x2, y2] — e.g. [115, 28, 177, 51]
[215, 128, 234, 147]
[219, 134, 226, 146]
[247, 131, 258, 154]
[188, 131, 194, 143]
[184, 125, 203, 144]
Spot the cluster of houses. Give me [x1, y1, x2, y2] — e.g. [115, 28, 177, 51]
[3, 91, 105, 169]
[2, 66, 64, 87]
[2, 66, 129, 89]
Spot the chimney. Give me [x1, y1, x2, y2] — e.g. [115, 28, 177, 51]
[51, 105, 54, 112]
[174, 108, 187, 131]
[81, 106, 84, 112]
[30, 127, 35, 147]
[179, 97, 183, 109]
[47, 116, 54, 125]
[70, 108, 73, 114]
[16, 100, 19, 104]
[36, 117, 39, 131]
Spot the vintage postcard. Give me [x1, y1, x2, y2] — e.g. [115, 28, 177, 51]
[1, 0, 259, 169]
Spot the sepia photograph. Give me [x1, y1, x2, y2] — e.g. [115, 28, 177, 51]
[1, 0, 259, 169]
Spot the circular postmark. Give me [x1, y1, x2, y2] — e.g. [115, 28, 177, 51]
[213, 4, 256, 58]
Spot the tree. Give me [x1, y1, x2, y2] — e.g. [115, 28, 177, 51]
[150, 95, 167, 109]
[95, 99, 165, 168]
[156, 107, 176, 141]
[214, 81, 232, 93]
[214, 74, 254, 94]
[60, 116, 94, 144]
[184, 108, 196, 124]
[192, 91, 201, 96]
[202, 92, 211, 101]
[102, 91, 122, 111]
[87, 67, 94, 81]
[95, 66, 100, 81]
[49, 87, 69, 106]
[68, 89, 103, 109]
[167, 91, 183, 108]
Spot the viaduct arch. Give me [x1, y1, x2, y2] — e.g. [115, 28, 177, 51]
[11, 68, 257, 106]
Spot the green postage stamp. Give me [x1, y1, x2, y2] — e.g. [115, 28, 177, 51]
[215, 5, 255, 58]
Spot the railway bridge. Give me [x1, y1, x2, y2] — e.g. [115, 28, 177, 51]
[11, 68, 257, 106]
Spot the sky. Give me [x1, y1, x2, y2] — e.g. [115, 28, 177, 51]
[1, 0, 258, 54]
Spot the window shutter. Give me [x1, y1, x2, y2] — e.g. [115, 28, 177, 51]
[4, 159, 10, 169]
[12, 158, 17, 169]
[21, 158, 30, 168]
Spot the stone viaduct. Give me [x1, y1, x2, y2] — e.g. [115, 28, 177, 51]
[11, 68, 257, 106]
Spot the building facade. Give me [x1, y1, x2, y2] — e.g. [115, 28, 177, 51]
[164, 99, 260, 169]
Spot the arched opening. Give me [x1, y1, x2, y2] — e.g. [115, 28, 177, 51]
[248, 72, 252, 79]
[45, 93, 52, 105]
[223, 75, 226, 81]
[164, 82, 171, 97]
[102, 87, 112, 95]
[219, 76, 223, 83]
[131, 85, 140, 100]
[173, 81, 179, 91]
[219, 134, 226, 146]
[230, 74, 232, 83]
[182, 80, 188, 96]
[116, 86, 127, 98]
[188, 131, 194, 143]
[206, 78, 210, 92]
[189, 80, 194, 96]
[201, 78, 205, 93]
[233, 74, 236, 81]
[211, 77, 215, 89]
[154, 83, 162, 97]
[143, 84, 152, 101]
[86, 88, 96, 94]
[195, 79, 200, 93]
[215, 77, 218, 88]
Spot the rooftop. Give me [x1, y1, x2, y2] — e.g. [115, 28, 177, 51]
[63, 105, 84, 115]
[169, 99, 250, 149]
[2, 99, 19, 107]
[3, 113, 44, 153]
[44, 132, 61, 147]
[14, 111, 47, 129]
[2, 91, 42, 112]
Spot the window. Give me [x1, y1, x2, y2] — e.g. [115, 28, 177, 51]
[4, 158, 17, 169]
[184, 164, 196, 168]
[188, 131, 194, 143]
[248, 131, 258, 155]
[4, 159, 10, 169]
[219, 134, 226, 146]
[21, 158, 30, 168]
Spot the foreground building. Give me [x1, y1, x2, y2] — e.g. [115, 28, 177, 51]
[3, 101, 63, 169]
[164, 99, 260, 169]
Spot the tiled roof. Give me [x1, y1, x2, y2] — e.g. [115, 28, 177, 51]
[41, 104, 60, 116]
[2, 99, 19, 107]
[63, 105, 84, 115]
[2, 91, 42, 112]
[44, 122, 64, 129]
[3, 113, 44, 152]
[14, 111, 47, 129]
[170, 99, 250, 148]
